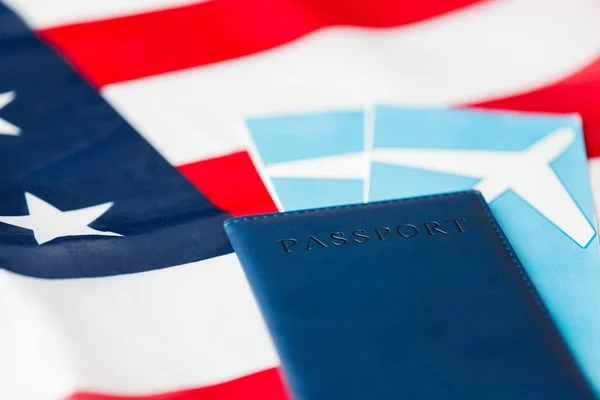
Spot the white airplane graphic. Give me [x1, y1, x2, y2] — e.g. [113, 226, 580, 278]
[263, 128, 595, 247]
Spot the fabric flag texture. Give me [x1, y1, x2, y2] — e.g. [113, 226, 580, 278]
[0, 0, 600, 399]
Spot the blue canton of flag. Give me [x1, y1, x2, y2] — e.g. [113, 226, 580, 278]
[0, 5, 232, 279]
[245, 105, 600, 395]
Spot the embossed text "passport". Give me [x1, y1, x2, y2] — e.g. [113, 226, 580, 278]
[224, 191, 594, 400]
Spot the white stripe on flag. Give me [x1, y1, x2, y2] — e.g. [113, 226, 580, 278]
[0, 254, 278, 399]
[102, 0, 600, 165]
[3, 0, 208, 28]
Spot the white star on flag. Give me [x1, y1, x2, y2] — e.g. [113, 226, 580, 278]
[0, 91, 20, 136]
[0, 192, 122, 244]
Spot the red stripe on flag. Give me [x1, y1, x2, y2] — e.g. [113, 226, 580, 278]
[473, 56, 600, 158]
[178, 150, 278, 217]
[66, 368, 289, 400]
[38, 0, 482, 87]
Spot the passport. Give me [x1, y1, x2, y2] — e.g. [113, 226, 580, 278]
[224, 191, 594, 400]
[244, 107, 600, 394]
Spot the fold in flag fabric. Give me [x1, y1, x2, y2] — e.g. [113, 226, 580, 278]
[1, 0, 600, 399]
[0, 5, 277, 399]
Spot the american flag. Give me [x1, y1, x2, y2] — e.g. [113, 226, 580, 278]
[1, 0, 600, 399]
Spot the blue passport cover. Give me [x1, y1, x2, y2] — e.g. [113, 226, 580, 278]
[224, 191, 594, 400]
